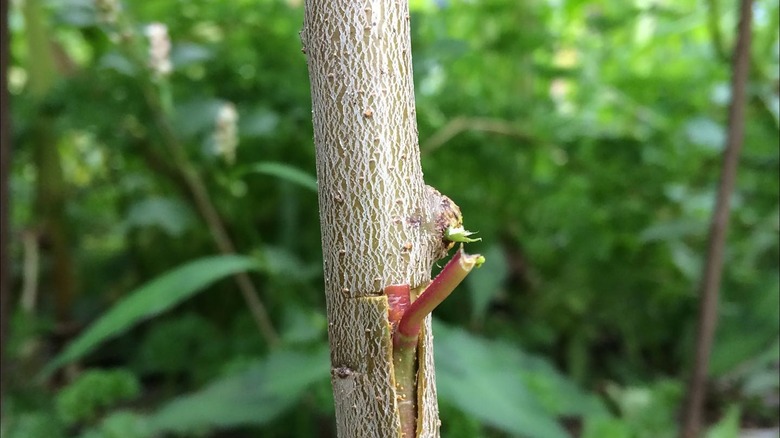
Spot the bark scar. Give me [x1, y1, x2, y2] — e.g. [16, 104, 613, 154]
[333, 365, 355, 379]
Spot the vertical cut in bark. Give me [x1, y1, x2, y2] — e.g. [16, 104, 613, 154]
[302, 1, 458, 436]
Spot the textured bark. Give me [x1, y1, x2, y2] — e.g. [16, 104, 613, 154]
[302, 1, 452, 436]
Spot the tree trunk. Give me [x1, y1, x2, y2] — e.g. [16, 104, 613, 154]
[301, 2, 457, 436]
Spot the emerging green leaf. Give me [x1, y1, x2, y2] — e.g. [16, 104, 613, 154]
[445, 226, 482, 243]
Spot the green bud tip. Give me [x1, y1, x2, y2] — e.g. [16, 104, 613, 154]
[446, 226, 482, 243]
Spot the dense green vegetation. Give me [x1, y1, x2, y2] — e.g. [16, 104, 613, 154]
[4, 0, 778, 437]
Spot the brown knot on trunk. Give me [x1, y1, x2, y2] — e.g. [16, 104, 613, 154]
[425, 185, 463, 261]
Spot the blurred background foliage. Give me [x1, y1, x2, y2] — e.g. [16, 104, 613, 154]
[3, 0, 779, 436]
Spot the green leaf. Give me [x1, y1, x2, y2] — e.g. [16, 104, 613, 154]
[243, 162, 318, 193]
[260, 245, 321, 281]
[434, 321, 606, 438]
[148, 347, 330, 434]
[669, 241, 701, 281]
[173, 98, 223, 138]
[56, 369, 141, 426]
[41, 255, 259, 377]
[120, 197, 194, 237]
[79, 411, 152, 438]
[2, 413, 65, 438]
[240, 107, 280, 137]
[638, 219, 707, 242]
[581, 416, 632, 438]
[704, 405, 740, 438]
[279, 306, 327, 345]
[710, 275, 780, 376]
[171, 43, 213, 68]
[466, 244, 508, 324]
[684, 117, 726, 152]
[605, 380, 683, 438]
[98, 52, 137, 76]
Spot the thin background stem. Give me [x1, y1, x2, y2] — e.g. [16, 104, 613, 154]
[681, 0, 753, 436]
[116, 21, 279, 346]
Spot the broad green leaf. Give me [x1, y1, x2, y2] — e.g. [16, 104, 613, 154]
[244, 162, 318, 193]
[434, 321, 606, 438]
[41, 255, 259, 377]
[148, 347, 330, 434]
[120, 197, 194, 237]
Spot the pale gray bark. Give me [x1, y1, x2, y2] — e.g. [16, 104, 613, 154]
[302, 1, 454, 436]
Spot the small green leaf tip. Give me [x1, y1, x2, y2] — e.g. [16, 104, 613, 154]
[446, 226, 481, 243]
[474, 255, 486, 267]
